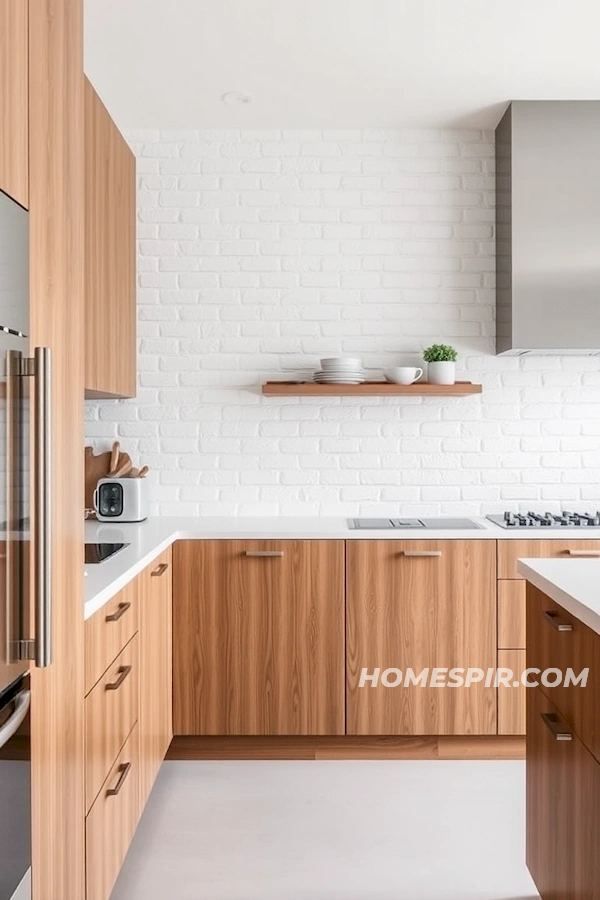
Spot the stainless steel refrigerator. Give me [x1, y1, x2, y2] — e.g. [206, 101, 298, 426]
[0, 188, 51, 900]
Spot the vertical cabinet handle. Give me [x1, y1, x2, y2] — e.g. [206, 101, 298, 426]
[151, 562, 169, 577]
[105, 601, 131, 623]
[34, 347, 52, 668]
[244, 550, 284, 558]
[540, 712, 572, 741]
[542, 610, 573, 632]
[402, 550, 442, 558]
[105, 761, 132, 797]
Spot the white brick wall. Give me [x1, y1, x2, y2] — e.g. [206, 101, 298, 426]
[85, 129, 600, 517]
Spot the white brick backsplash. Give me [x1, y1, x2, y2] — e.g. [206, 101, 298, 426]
[85, 129, 600, 517]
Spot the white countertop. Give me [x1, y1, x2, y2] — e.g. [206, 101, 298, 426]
[84, 515, 600, 622]
[517, 558, 600, 636]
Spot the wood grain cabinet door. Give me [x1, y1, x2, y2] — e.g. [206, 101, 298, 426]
[139, 549, 173, 808]
[173, 540, 345, 736]
[0, 0, 28, 207]
[527, 684, 600, 899]
[84, 77, 136, 399]
[526, 684, 573, 898]
[346, 540, 497, 735]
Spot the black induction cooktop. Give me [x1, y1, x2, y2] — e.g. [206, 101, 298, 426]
[84, 542, 129, 564]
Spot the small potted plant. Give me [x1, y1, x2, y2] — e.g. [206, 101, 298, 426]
[422, 344, 457, 385]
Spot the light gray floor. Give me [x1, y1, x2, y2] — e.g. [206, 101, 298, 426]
[110, 760, 540, 900]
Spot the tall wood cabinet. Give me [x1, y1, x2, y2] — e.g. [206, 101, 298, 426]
[346, 540, 497, 735]
[173, 540, 345, 736]
[84, 77, 136, 399]
[0, 0, 28, 207]
[28, 0, 86, 897]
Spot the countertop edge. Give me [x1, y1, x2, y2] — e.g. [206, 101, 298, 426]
[83, 516, 600, 624]
[517, 559, 600, 636]
[84, 532, 180, 620]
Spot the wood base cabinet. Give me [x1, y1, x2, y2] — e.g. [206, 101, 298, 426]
[526, 584, 600, 899]
[173, 540, 345, 736]
[496, 540, 600, 737]
[527, 685, 600, 899]
[346, 540, 497, 735]
[84, 553, 173, 900]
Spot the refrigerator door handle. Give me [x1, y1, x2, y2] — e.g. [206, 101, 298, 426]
[0, 689, 30, 749]
[33, 347, 51, 668]
[7, 347, 52, 668]
[5, 349, 26, 666]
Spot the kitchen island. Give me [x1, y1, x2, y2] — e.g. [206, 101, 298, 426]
[519, 558, 600, 900]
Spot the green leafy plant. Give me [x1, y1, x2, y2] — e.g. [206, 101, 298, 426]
[422, 343, 457, 363]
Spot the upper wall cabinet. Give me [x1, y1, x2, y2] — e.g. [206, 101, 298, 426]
[84, 77, 136, 398]
[0, 0, 28, 207]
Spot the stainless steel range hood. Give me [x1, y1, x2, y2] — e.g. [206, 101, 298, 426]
[496, 101, 600, 355]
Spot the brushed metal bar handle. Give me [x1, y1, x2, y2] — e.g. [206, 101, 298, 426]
[542, 610, 573, 632]
[34, 347, 52, 668]
[105, 601, 131, 623]
[245, 550, 284, 558]
[106, 761, 132, 797]
[565, 549, 600, 557]
[402, 550, 443, 558]
[541, 712, 572, 741]
[151, 562, 169, 577]
[105, 665, 132, 691]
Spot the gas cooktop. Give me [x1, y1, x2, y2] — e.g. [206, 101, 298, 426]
[488, 511, 600, 529]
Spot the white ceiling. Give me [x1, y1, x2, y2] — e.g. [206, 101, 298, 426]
[84, 0, 600, 130]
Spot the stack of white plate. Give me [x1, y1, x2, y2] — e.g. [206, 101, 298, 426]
[313, 357, 365, 384]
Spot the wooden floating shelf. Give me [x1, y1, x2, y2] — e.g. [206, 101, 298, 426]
[262, 381, 483, 397]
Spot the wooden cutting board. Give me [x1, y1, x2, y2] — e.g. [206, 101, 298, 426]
[84, 447, 112, 510]
[84, 443, 138, 512]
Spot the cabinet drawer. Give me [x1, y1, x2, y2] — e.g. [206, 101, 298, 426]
[85, 579, 139, 694]
[526, 685, 600, 898]
[86, 723, 139, 900]
[85, 636, 138, 812]
[527, 583, 599, 759]
[498, 580, 526, 649]
[498, 649, 526, 735]
[498, 540, 600, 580]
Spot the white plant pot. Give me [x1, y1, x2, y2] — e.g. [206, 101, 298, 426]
[427, 361, 455, 385]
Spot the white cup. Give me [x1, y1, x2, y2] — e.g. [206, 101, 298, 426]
[384, 366, 424, 385]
